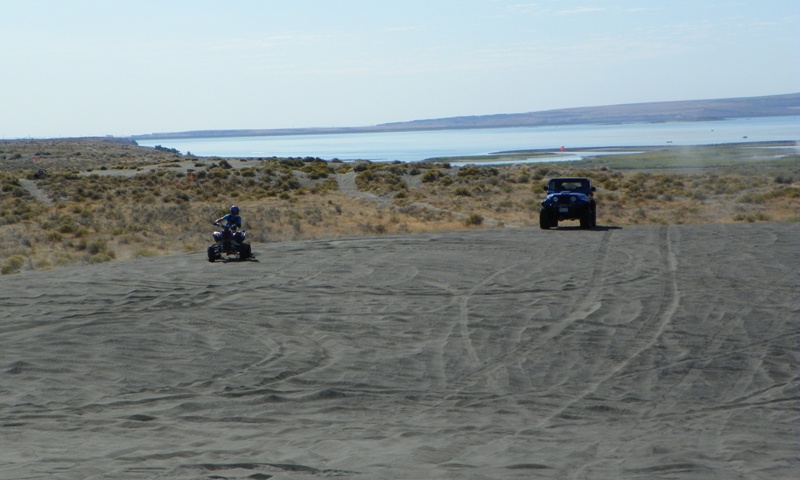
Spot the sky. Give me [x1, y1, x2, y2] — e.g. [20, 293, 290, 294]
[1, 0, 799, 139]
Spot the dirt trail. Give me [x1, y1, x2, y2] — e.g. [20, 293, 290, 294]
[18, 178, 54, 206]
[336, 171, 392, 206]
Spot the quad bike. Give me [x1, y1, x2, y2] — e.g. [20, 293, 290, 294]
[207, 223, 251, 262]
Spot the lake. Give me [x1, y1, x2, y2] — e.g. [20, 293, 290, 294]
[137, 116, 800, 163]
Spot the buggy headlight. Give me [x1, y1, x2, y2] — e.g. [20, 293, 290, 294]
[570, 196, 577, 202]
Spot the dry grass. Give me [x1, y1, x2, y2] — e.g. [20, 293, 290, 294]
[1, 138, 798, 273]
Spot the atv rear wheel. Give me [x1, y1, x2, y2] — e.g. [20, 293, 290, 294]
[239, 243, 251, 260]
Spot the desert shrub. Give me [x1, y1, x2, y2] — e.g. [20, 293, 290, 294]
[497, 198, 514, 209]
[58, 220, 77, 234]
[4, 255, 25, 272]
[457, 165, 480, 181]
[301, 160, 332, 179]
[208, 169, 230, 179]
[522, 198, 539, 211]
[708, 177, 749, 195]
[303, 207, 324, 226]
[733, 212, 771, 222]
[311, 178, 338, 193]
[739, 187, 800, 203]
[280, 158, 305, 169]
[357, 222, 387, 234]
[86, 238, 108, 255]
[1, 177, 21, 192]
[465, 213, 484, 226]
[454, 187, 471, 197]
[347, 162, 368, 173]
[154, 145, 181, 155]
[356, 169, 406, 193]
[528, 167, 547, 181]
[421, 169, 443, 183]
[601, 178, 621, 191]
[88, 251, 116, 263]
[275, 173, 301, 191]
[386, 163, 407, 175]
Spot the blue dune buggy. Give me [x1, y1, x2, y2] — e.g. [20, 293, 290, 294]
[539, 177, 597, 229]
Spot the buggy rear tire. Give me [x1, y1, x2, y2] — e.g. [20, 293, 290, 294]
[580, 207, 593, 229]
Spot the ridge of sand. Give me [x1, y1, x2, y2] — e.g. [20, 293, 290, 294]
[1, 224, 797, 479]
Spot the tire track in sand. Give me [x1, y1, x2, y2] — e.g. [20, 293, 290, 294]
[526, 228, 614, 349]
[537, 225, 680, 427]
[418, 258, 529, 392]
[455, 229, 615, 413]
[454, 261, 527, 367]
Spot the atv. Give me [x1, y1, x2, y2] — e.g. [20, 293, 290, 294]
[208, 223, 252, 262]
[539, 177, 596, 229]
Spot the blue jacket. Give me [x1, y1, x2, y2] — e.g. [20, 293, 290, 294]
[219, 214, 242, 229]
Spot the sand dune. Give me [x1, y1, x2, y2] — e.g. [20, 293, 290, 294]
[1, 224, 797, 479]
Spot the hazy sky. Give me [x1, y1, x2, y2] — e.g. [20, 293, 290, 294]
[2, 0, 798, 138]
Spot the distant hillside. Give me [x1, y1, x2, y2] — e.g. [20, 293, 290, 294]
[132, 92, 800, 140]
[381, 93, 800, 129]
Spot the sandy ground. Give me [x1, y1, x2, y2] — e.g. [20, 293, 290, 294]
[1, 223, 797, 480]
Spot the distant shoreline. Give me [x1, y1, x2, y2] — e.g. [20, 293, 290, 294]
[489, 140, 799, 156]
[131, 92, 799, 141]
[131, 116, 799, 163]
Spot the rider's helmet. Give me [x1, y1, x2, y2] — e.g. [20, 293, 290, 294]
[230, 205, 240, 215]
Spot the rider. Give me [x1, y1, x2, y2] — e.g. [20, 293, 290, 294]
[214, 206, 244, 243]
[215, 205, 242, 230]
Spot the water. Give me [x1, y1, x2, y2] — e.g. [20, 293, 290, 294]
[137, 116, 800, 163]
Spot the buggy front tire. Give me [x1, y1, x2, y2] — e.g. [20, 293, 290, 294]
[539, 209, 551, 229]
